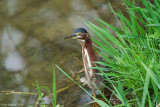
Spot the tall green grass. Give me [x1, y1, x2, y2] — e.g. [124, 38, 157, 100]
[84, 0, 160, 106]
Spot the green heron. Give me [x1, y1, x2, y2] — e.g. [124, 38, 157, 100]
[64, 28, 104, 97]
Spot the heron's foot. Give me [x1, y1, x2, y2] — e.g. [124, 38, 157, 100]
[76, 68, 84, 74]
[80, 77, 87, 85]
[71, 68, 84, 78]
[92, 102, 98, 107]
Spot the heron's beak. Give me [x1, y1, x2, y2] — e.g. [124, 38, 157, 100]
[64, 34, 77, 39]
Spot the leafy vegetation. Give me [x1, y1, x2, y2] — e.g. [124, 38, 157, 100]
[84, 0, 160, 106]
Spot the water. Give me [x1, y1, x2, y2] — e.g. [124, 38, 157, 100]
[0, 0, 126, 106]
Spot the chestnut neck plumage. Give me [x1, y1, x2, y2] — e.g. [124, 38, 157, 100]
[79, 36, 97, 80]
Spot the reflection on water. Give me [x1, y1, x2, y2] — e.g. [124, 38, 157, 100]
[0, 0, 125, 106]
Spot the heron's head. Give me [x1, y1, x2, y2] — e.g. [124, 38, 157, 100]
[64, 28, 89, 40]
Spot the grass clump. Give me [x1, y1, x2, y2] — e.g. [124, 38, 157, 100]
[36, 66, 57, 107]
[84, 0, 160, 106]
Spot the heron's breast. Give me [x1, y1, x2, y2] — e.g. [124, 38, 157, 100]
[82, 48, 94, 78]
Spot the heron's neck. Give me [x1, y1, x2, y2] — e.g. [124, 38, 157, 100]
[80, 38, 97, 75]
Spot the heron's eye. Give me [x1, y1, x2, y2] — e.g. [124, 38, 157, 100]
[76, 33, 82, 35]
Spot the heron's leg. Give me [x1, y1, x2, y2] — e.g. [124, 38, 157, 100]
[77, 68, 84, 74]
[93, 90, 96, 98]
[100, 89, 106, 102]
[92, 90, 98, 107]
[102, 89, 105, 95]
[71, 68, 84, 78]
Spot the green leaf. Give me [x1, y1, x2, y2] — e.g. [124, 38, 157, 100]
[146, 23, 160, 26]
[53, 66, 57, 106]
[141, 72, 150, 107]
[36, 81, 44, 107]
[141, 62, 160, 89]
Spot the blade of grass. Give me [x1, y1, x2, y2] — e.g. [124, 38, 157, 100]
[53, 66, 57, 106]
[41, 86, 54, 106]
[141, 62, 160, 89]
[141, 72, 150, 107]
[36, 81, 44, 107]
